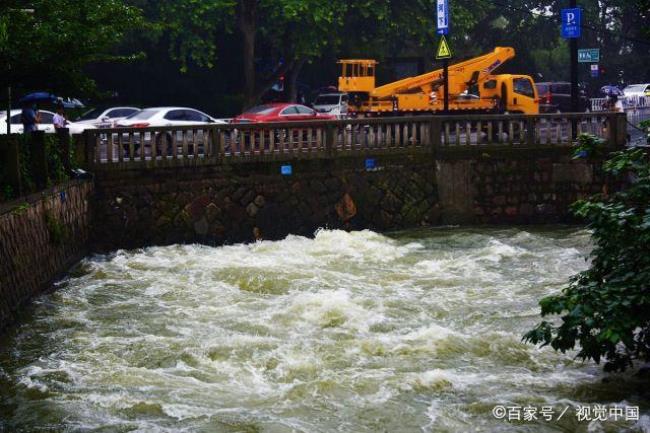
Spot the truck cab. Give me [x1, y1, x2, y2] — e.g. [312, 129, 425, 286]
[482, 75, 539, 114]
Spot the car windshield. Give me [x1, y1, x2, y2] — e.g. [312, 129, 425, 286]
[76, 108, 105, 121]
[244, 105, 277, 115]
[314, 95, 341, 105]
[550, 83, 571, 94]
[125, 109, 158, 120]
[624, 84, 647, 93]
[536, 84, 549, 94]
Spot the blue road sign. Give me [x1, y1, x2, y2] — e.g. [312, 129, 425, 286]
[578, 48, 600, 63]
[590, 64, 599, 78]
[365, 158, 376, 170]
[281, 165, 292, 175]
[561, 8, 582, 39]
[436, 0, 449, 35]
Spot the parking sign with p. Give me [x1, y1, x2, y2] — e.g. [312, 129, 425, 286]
[561, 8, 582, 39]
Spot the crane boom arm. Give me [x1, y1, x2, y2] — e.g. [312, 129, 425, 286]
[370, 47, 516, 99]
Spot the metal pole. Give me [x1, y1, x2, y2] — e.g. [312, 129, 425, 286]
[5, 44, 10, 135]
[443, 59, 449, 113]
[6, 83, 10, 135]
[570, 0, 578, 113]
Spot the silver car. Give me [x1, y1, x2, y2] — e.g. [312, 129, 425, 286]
[313, 93, 349, 119]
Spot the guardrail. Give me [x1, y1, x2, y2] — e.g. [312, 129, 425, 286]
[591, 95, 650, 112]
[82, 113, 626, 169]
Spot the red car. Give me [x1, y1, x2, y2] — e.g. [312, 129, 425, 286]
[232, 103, 336, 123]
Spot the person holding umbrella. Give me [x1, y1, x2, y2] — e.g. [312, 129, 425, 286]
[601, 85, 624, 112]
[20, 101, 40, 133]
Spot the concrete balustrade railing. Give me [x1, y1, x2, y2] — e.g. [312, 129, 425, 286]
[81, 112, 627, 169]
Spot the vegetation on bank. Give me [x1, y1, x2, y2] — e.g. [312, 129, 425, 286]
[525, 144, 650, 372]
[0, 134, 73, 202]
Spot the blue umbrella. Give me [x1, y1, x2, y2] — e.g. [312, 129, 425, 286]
[58, 97, 85, 109]
[600, 85, 623, 96]
[19, 92, 57, 104]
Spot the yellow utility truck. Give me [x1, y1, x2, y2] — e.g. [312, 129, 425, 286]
[338, 47, 539, 116]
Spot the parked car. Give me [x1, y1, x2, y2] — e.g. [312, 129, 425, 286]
[313, 93, 349, 119]
[75, 106, 140, 128]
[535, 82, 589, 113]
[115, 107, 225, 128]
[623, 83, 650, 98]
[114, 107, 226, 155]
[1, 109, 94, 135]
[232, 103, 337, 123]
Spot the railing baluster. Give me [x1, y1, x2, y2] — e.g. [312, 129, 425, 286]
[260, 128, 266, 155]
[128, 132, 134, 161]
[444, 122, 450, 146]
[498, 121, 503, 144]
[486, 121, 492, 145]
[181, 130, 188, 158]
[107, 132, 114, 163]
[508, 121, 514, 145]
[455, 122, 461, 146]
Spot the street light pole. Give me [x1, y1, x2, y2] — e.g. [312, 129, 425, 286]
[6, 65, 11, 135]
[570, 0, 579, 113]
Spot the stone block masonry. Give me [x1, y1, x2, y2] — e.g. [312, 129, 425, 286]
[0, 180, 93, 331]
[91, 154, 440, 251]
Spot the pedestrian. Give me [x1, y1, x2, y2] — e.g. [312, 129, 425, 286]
[21, 102, 40, 134]
[53, 102, 68, 132]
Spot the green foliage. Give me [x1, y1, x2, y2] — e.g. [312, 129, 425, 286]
[524, 148, 650, 372]
[2, 0, 142, 96]
[640, 120, 650, 145]
[572, 133, 606, 159]
[44, 210, 66, 245]
[0, 134, 72, 203]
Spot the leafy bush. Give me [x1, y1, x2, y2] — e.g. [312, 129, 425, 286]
[0, 134, 72, 203]
[572, 133, 606, 159]
[524, 148, 650, 372]
[640, 120, 650, 145]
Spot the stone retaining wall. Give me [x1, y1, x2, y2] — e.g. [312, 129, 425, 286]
[92, 155, 439, 251]
[91, 148, 611, 252]
[0, 180, 93, 331]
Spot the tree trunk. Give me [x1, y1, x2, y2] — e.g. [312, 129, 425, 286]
[238, 0, 257, 108]
[285, 58, 306, 103]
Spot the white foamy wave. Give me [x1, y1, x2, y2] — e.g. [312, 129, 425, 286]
[2, 227, 624, 433]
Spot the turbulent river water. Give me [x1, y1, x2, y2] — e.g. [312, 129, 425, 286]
[1, 227, 649, 433]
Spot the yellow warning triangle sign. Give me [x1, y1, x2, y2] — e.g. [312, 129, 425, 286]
[436, 35, 452, 60]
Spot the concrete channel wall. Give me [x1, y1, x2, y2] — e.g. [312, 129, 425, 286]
[0, 180, 94, 330]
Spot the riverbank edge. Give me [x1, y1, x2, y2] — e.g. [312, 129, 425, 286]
[0, 180, 94, 333]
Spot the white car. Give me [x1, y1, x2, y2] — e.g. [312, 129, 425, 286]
[1, 109, 94, 135]
[312, 93, 349, 119]
[75, 106, 140, 128]
[623, 84, 650, 98]
[113, 107, 227, 154]
[116, 107, 226, 128]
